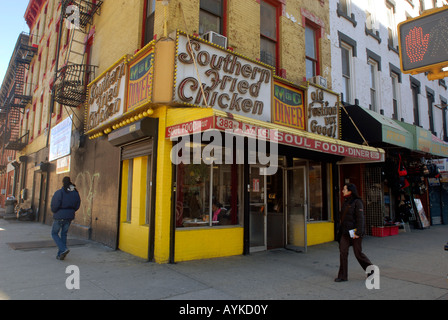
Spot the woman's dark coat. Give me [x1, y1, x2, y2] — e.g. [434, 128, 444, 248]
[339, 196, 366, 237]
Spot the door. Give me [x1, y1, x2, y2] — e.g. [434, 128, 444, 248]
[266, 166, 285, 249]
[429, 184, 442, 225]
[118, 139, 155, 260]
[31, 171, 42, 222]
[285, 167, 307, 252]
[249, 165, 267, 252]
[441, 183, 448, 225]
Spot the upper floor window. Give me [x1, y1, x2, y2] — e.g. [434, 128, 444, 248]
[420, 0, 437, 14]
[386, 1, 398, 52]
[260, 0, 279, 71]
[365, 0, 380, 41]
[341, 42, 354, 104]
[427, 89, 435, 134]
[391, 72, 401, 120]
[143, 0, 156, 46]
[411, 77, 421, 126]
[337, 0, 357, 26]
[339, 0, 350, 16]
[305, 22, 320, 80]
[199, 0, 225, 35]
[368, 59, 379, 112]
[441, 98, 448, 142]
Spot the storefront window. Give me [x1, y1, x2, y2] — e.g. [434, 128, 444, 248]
[176, 162, 211, 227]
[309, 162, 324, 221]
[175, 145, 242, 228]
[293, 159, 329, 222]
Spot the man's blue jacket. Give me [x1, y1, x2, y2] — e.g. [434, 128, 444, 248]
[51, 187, 81, 220]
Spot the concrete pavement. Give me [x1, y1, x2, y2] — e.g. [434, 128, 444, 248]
[0, 217, 447, 302]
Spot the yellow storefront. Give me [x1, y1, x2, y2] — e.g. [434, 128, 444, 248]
[85, 32, 384, 263]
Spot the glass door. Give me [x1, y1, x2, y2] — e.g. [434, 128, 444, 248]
[249, 165, 267, 252]
[285, 167, 307, 252]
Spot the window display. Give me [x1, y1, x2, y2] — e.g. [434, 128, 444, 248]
[175, 146, 242, 228]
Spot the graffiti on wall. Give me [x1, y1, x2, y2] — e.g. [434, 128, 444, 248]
[74, 171, 100, 225]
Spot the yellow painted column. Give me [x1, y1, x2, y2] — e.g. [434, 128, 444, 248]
[153, 106, 173, 263]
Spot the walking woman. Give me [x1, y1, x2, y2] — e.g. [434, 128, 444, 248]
[335, 183, 374, 282]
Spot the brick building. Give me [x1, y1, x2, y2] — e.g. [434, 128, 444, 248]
[5, 0, 393, 264]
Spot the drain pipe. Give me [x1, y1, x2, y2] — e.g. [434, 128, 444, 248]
[18, 156, 28, 205]
[47, 5, 64, 148]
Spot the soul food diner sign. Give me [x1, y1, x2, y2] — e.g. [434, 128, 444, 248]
[174, 32, 273, 122]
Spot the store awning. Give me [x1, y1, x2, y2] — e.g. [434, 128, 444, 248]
[165, 108, 385, 164]
[341, 105, 414, 149]
[394, 121, 448, 158]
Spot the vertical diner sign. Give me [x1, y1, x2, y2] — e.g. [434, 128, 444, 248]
[273, 80, 306, 130]
[127, 45, 155, 112]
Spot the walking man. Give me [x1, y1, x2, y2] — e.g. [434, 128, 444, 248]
[50, 177, 81, 260]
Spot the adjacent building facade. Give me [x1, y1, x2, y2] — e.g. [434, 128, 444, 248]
[0, 0, 446, 264]
[331, 0, 448, 231]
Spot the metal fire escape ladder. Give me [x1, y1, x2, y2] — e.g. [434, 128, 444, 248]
[1, 33, 36, 151]
[53, 0, 103, 108]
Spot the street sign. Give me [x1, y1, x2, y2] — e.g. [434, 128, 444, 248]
[398, 6, 448, 77]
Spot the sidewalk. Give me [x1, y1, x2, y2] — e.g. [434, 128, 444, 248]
[0, 217, 447, 301]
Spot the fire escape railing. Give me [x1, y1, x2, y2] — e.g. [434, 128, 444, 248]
[0, 33, 36, 152]
[53, 0, 103, 108]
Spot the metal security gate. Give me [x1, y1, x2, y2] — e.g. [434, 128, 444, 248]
[121, 139, 154, 160]
[363, 166, 385, 235]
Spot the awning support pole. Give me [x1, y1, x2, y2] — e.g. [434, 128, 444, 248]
[340, 104, 370, 147]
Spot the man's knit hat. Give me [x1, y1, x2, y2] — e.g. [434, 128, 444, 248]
[62, 176, 72, 188]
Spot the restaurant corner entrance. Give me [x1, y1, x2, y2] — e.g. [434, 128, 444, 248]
[249, 164, 307, 253]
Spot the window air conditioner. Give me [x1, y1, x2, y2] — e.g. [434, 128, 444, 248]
[202, 31, 228, 49]
[310, 76, 328, 89]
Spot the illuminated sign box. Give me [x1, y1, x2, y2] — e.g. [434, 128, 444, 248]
[398, 6, 448, 74]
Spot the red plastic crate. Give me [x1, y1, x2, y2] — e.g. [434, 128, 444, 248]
[388, 225, 399, 236]
[371, 226, 390, 237]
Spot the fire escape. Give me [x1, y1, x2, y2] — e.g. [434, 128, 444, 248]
[53, 0, 103, 108]
[0, 33, 36, 153]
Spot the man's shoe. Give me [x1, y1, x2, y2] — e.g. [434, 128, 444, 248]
[334, 278, 347, 282]
[59, 249, 70, 260]
[445, 242, 448, 251]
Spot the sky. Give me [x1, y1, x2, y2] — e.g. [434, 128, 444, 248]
[0, 0, 31, 87]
